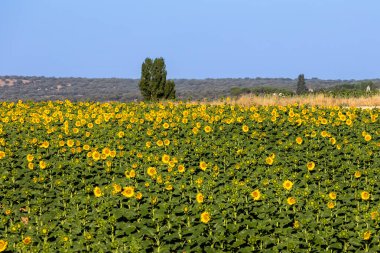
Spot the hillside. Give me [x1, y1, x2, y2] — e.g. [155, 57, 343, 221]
[0, 76, 379, 102]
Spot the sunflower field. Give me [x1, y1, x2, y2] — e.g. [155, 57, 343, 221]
[0, 100, 379, 252]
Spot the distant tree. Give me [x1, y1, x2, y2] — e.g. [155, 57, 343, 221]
[296, 74, 307, 95]
[138, 57, 176, 101]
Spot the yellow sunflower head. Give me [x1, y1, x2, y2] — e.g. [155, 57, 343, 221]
[200, 212, 211, 224]
[283, 180, 293, 191]
[361, 191, 370, 201]
[307, 161, 315, 171]
[122, 186, 135, 198]
[251, 189, 261, 201]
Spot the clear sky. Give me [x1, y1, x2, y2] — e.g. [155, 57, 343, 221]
[1, 0, 379, 79]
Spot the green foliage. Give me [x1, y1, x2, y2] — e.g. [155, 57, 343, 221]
[138, 58, 176, 101]
[230, 86, 294, 97]
[328, 81, 374, 92]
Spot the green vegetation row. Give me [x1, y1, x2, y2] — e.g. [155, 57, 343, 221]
[230, 81, 379, 98]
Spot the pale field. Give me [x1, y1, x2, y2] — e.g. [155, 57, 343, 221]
[184, 94, 380, 108]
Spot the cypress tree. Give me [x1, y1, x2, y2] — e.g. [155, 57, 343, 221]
[296, 74, 307, 95]
[138, 58, 153, 100]
[138, 57, 176, 101]
[164, 80, 176, 99]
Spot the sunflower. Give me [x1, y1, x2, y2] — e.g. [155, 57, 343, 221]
[156, 140, 164, 147]
[112, 184, 122, 195]
[92, 151, 101, 161]
[201, 212, 211, 224]
[150, 196, 158, 205]
[361, 191, 370, 200]
[26, 154, 34, 163]
[371, 211, 378, 220]
[287, 197, 296, 205]
[242, 125, 249, 133]
[283, 180, 293, 191]
[196, 193, 204, 203]
[93, 187, 102, 197]
[199, 161, 207, 171]
[122, 186, 135, 198]
[363, 231, 371, 241]
[168, 161, 175, 168]
[0, 240, 8, 252]
[40, 141, 49, 148]
[156, 176, 163, 184]
[329, 137, 336, 145]
[251, 189, 261, 201]
[110, 150, 116, 158]
[0, 151, 5, 159]
[354, 171, 361, 178]
[265, 157, 274, 165]
[165, 184, 173, 191]
[295, 137, 303, 145]
[364, 134, 372, 142]
[178, 164, 185, 173]
[307, 161, 315, 171]
[328, 192, 337, 200]
[117, 131, 125, 138]
[196, 178, 203, 185]
[164, 139, 170, 146]
[293, 220, 300, 229]
[102, 147, 111, 157]
[136, 192, 143, 200]
[147, 167, 157, 177]
[23, 236, 32, 245]
[67, 139, 74, 147]
[163, 122, 170, 129]
[204, 126, 212, 133]
[162, 154, 170, 164]
[28, 162, 34, 170]
[327, 201, 335, 209]
[39, 160, 47, 170]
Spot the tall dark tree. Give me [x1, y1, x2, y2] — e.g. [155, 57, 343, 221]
[139, 58, 153, 100]
[296, 74, 307, 95]
[138, 57, 176, 101]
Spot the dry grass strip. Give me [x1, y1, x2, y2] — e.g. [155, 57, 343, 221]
[184, 94, 380, 108]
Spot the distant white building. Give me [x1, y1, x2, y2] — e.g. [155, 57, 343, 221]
[366, 85, 371, 92]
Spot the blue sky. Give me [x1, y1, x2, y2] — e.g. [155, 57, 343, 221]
[1, 0, 379, 79]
